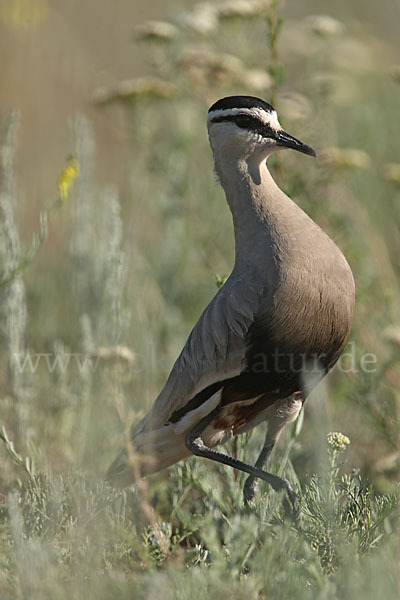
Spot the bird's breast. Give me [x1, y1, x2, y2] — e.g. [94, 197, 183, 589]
[245, 236, 355, 393]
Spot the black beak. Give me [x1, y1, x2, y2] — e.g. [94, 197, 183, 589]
[275, 130, 317, 157]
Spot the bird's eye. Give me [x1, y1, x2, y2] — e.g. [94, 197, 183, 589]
[235, 115, 252, 129]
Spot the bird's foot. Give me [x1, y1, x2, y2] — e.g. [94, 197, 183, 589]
[283, 484, 301, 527]
[243, 472, 301, 526]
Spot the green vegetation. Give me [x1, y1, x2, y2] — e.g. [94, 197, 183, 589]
[1, 1, 400, 597]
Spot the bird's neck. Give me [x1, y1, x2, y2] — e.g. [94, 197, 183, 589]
[216, 153, 295, 268]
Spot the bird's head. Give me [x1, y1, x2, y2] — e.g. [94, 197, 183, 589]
[207, 95, 316, 169]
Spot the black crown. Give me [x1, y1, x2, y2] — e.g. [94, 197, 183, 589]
[208, 95, 275, 114]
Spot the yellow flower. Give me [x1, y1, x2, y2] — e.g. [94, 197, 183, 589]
[215, 274, 228, 289]
[321, 147, 371, 170]
[58, 156, 79, 202]
[303, 15, 345, 37]
[383, 163, 400, 185]
[327, 432, 350, 453]
[390, 65, 400, 83]
[218, 0, 272, 20]
[134, 20, 178, 42]
[0, 0, 48, 30]
[93, 77, 177, 105]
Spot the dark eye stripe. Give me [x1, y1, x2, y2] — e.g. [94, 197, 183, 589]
[210, 113, 273, 137]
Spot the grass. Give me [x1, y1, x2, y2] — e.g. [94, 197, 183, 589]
[1, 1, 400, 597]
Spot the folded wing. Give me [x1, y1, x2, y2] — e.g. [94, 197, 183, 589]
[133, 266, 266, 435]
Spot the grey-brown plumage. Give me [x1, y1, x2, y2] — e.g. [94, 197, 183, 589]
[107, 96, 355, 512]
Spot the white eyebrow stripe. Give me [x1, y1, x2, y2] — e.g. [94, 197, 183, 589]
[207, 107, 281, 131]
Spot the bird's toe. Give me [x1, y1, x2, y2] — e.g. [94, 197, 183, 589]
[283, 487, 301, 526]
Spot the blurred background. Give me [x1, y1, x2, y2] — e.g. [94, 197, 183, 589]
[2, 0, 400, 201]
[2, 0, 400, 483]
[1, 0, 400, 596]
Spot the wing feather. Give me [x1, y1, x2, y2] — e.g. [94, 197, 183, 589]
[136, 266, 266, 433]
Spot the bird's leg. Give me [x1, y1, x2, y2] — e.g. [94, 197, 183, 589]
[185, 409, 299, 522]
[243, 434, 275, 505]
[243, 394, 304, 506]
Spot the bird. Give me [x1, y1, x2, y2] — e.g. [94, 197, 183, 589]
[106, 95, 355, 516]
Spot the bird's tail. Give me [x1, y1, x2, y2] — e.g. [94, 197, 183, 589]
[106, 423, 190, 488]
